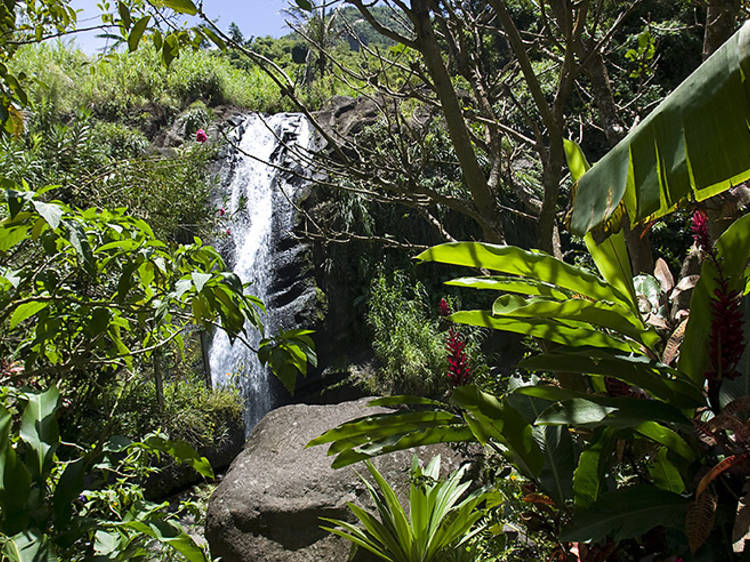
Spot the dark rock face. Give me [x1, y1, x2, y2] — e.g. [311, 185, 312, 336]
[205, 398, 468, 562]
[313, 95, 380, 140]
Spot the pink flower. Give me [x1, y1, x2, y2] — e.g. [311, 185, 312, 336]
[691, 209, 711, 254]
[438, 297, 451, 317]
[195, 129, 208, 143]
[225, 228, 231, 236]
[218, 207, 226, 217]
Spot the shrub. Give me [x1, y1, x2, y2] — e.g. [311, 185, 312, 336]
[322, 455, 493, 562]
[95, 371, 244, 453]
[367, 270, 447, 395]
[90, 120, 149, 159]
[179, 101, 213, 139]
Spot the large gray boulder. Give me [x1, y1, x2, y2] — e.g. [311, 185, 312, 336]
[206, 398, 469, 562]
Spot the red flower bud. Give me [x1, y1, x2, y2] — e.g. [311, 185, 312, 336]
[438, 297, 451, 317]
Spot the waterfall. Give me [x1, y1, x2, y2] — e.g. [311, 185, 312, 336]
[208, 113, 312, 431]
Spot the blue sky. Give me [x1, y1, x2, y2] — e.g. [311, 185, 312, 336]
[69, 0, 291, 53]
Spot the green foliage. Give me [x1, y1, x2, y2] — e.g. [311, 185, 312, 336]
[310, 210, 750, 557]
[0, 385, 211, 561]
[367, 271, 447, 396]
[572, 21, 750, 237]
[11, 42, 284, 122]
[83, 370, 243, 453]
[0, 102, 220, 242]
[0, 188, 261, 387]
[258, 329, 317, 394]
[178, 101, 211, 138]
[321, 455, 494, 562]
[90, 120, 150, 159]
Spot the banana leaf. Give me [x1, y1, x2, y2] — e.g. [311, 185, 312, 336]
[571, 21, 750, 236]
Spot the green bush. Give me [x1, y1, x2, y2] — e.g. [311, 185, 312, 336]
[323, 455, 493, 562]
[166, 51, 228, 106]
[179, 101, 212, 139]
[107, 372, 244, 453]
[11, 43, 287, 122]
[367, 270, 447, 395]
[90, 120, 149, 159]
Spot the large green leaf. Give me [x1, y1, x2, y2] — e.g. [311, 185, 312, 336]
[0, 405, 31, 534]
[564, 138, 591, 182]
[109, 520, 207, 562]
[330, 425, 474, 469]
[519, 386, 691, 427]
[162, 0, 198, 15]
[9, 301, 49, 329]
[561, 485, 688, 542]
[572, 428, 614, 508]
[445, 276, 570, 300]
[314, 411, 459, 455]
[571, 21, 750, 235]
[450, 310, 635, 352]
[520, 351, 704, 408]
[453, 385, 544, 478]
[52, 458, 86, 528]
[416, 242, 632, 308]
[19, 387, 60, 481]
[2, 529, 57, 562]
[585, 231, 639, 317]
[680, 212, 750, 385]
[141, 436, 213, 480]
[491, 294, 653, 347]
[307, 404, 474, 469]
[534, 425, 575, 506]
[648, 447, 685, 494]
[127, 16, 150, 52]
[634, 421, 697, 462]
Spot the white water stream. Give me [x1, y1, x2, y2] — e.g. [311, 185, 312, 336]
[208, 113, 312, 430]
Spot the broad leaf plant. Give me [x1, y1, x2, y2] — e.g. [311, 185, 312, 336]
[311, 147, 750, 559]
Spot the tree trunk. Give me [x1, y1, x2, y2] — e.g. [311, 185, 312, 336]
[703, 0, 740, 60]
[153, 349, 164, 411]
[411, 0, 504, 243]
[200, 329, 213, 390]
[538, 136, 564, 255]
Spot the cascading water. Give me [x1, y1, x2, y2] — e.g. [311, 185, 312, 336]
[209, 113, 313, 431]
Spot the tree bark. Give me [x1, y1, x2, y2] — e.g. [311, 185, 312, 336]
[410, 0, 504, 243]
[200, 329, 213, 390]
[703, 0, 740, 60]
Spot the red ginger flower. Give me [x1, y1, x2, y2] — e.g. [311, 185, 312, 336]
[691, 209, 712, 254]
[707, 277, 745, 382]
[446, 327, 472, 386]
[438, 297, 451, 317]
[195, 128, 208, 143]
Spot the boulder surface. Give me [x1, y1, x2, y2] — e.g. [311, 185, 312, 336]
[206, 398, 467, 561]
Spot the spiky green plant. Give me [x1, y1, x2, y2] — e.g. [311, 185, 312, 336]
[321, 455, 492, 562]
